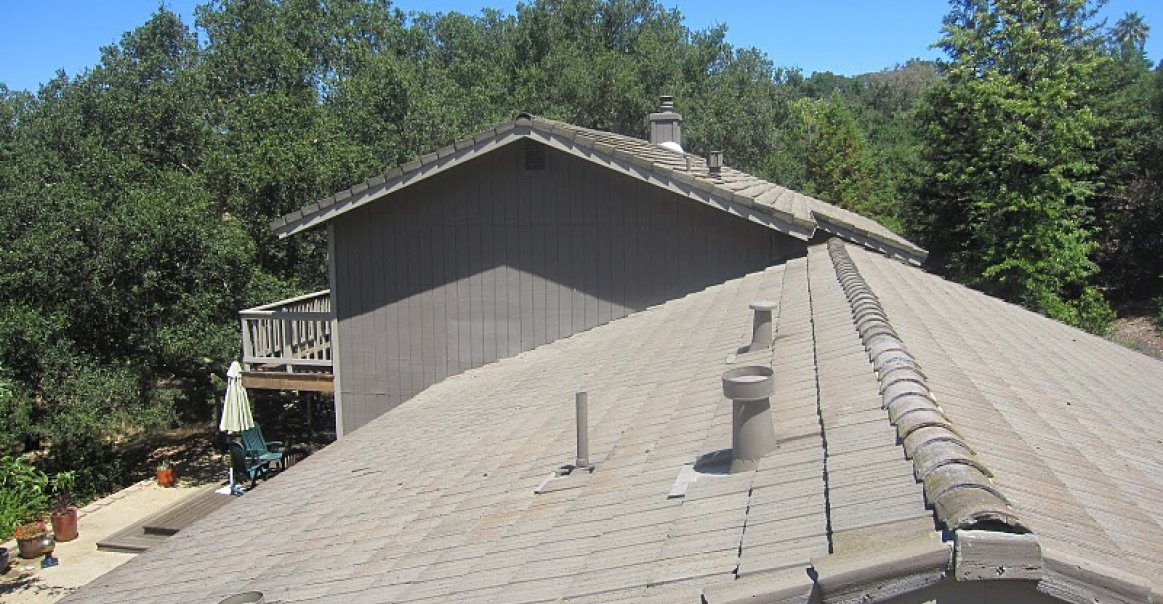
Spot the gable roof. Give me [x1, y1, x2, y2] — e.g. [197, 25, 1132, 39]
[270, 115, 928, 265]
[66, 241, 1163, 604]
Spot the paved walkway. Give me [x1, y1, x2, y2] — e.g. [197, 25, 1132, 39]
[1, 479, 209, 603]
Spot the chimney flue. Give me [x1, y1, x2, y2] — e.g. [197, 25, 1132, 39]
[722, 366, 777, 473]
[649, 95, 683, 151]
[708, 151, 723, 179]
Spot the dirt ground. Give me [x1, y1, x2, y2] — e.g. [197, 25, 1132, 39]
[1109, 315, 1163, 360]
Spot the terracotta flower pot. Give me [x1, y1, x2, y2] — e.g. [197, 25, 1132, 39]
[156, 467, 176, 487]
[51, 507, 79, 542]
[16, 532, 45, 559]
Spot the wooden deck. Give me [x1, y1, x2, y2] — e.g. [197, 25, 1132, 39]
[97, 485, 235, 553]
[240, 290, 334, 393]
[242, 370, 333, 393]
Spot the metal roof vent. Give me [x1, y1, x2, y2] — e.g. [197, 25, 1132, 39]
[747, 301, 777, 351]
[708, 151, 723, 179]
[722, 366, 777, 473]
[649, 95, 683, 151]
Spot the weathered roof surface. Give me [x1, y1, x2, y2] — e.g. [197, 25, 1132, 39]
[270, 115, 927, 265]
[66, 250, 943, 604]
[65, 242, 1163, 603]
[847, 243, 1163, 596]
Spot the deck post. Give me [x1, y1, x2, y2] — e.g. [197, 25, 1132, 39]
[282, 319, 294, 373]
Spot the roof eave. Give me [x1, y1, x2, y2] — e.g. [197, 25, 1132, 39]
[813, 214, 928, 266]
[1038, 546, 1160, 604]
[526, 126, 815, 242]
[271, 125, 528, 239]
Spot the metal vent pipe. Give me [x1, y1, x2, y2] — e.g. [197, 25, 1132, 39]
[708, 151, 723, 179]
[722, 366, 777, 473]
[575, 391, 590, 469]
[748, 301, 777, 351]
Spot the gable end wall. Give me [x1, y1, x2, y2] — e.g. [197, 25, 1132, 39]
[332, 142, 802, 433]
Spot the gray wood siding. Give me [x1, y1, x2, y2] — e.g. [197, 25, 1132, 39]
[332, 142, 803, 433]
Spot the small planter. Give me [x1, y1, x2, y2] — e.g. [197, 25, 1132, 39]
[15, 528, 46, 559]
[0, 546, 9, 574]
[51, 507, 79, 542]
[156, 467, 177, 487]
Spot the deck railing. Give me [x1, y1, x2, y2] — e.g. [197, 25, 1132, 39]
[239, 290, 333, 373]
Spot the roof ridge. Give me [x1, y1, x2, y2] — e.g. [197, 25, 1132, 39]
[270, 114, 927, 263]
[824, 239, 1027, 534]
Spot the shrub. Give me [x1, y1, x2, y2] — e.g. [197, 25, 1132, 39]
[0, 456, 49, 539]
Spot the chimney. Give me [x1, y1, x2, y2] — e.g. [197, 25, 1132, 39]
[747, 300, 777, 351]
[649, 95, 683, 151]
[721, 366, 777, 473]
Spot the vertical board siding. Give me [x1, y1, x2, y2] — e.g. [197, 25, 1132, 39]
[333, 142, 802, 433]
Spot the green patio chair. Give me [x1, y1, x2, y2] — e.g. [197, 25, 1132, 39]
[228, 441, 269, 491]
[240, 425, 284, 469]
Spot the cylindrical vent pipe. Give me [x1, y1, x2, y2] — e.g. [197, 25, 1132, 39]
[708, 151, 723, 179]
[575, 391, 590, 469]
[748, 301, 777, 351]
[721, 366, 776, 473]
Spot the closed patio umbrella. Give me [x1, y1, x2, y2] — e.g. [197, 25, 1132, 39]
[219, 361, 255, 433]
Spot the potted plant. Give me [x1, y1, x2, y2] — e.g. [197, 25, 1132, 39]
[12, 520, 46, 559]
[156, 460, 176, 487]
[49, 471, 78, 542]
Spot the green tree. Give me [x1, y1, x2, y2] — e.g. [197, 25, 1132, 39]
[1088, 13, 1163, 301]
[912, 0, 1114, 332]
[766, 96, 884, 223]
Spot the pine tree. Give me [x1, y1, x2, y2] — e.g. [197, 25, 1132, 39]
[913, 0, 1114, 332]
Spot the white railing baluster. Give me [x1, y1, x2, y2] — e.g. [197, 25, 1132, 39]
[239, 290, 333, 373]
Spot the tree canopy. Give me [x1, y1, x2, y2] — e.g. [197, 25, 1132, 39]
[1, 0, 1160, 498]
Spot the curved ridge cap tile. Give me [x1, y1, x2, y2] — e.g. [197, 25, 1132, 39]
[867, 334, 907, 357]
[895, 409, 956, 441]
[902, 426, 968, 458]
[886, 393, 942, 423]
[923, 464, 998, 501]
[860, 324, 899, 342]
[914, 454, 994, 483]
[882, 381, 931, 409]
[826, 237, 1025, 534]
[934, 488, 1026, 532]
[879, 371, 927, 394]
[874, 352, 919, 372]
[877, 354, 924, 372]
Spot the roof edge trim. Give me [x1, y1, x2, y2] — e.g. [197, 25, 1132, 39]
[271, 128, 526, 238]
[814, 213, 927, 266]
[1039, 546, 1158, 604]
[811, 533, 952, 603]
[826, 239, 1027, 534]
[529, 129, 814, 241]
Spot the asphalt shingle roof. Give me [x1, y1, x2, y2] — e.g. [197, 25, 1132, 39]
[66, 242, 1163, 603]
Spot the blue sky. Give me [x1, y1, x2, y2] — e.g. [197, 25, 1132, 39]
[2, 1, 1160, 93]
